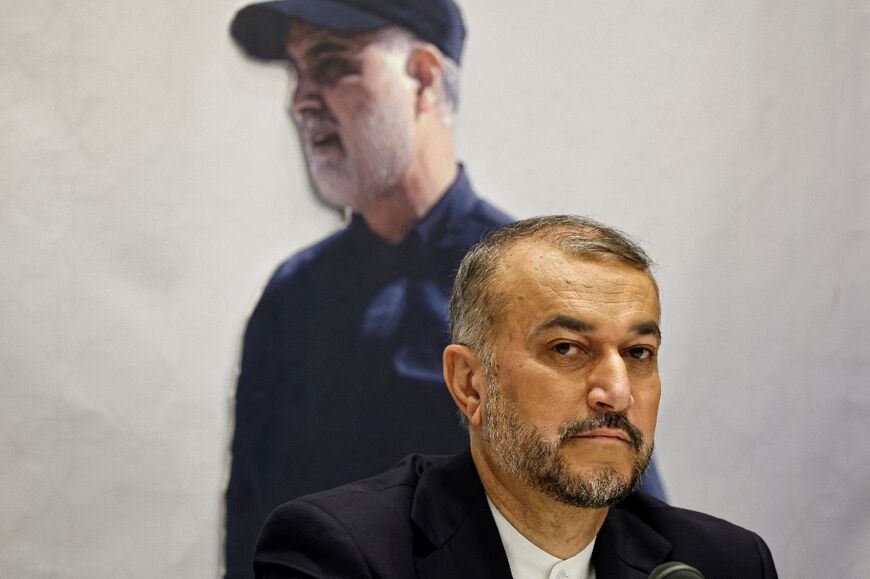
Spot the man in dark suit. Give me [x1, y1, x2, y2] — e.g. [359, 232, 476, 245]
[253, 216, 779, 578]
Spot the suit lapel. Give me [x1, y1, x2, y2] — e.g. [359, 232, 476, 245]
[409, 454, 673, 579]
[411, 452, 513, 578]
[592, 496, 673, 579]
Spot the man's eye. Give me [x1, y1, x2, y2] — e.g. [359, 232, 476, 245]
[312, 59, 357, 85]
[553, 343, 579, 356]
[627, 347, 654, 360]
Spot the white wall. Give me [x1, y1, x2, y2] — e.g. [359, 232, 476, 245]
[2, 1, 867, 577]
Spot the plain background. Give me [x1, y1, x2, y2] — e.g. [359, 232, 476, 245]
[2, 1, 868, 577]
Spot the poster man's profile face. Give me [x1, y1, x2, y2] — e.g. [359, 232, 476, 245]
[287, 23, 417, 212]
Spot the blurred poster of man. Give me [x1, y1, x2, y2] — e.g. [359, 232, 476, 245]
[224, 1, 664, 577]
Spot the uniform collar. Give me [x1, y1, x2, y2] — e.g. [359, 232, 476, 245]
[346, 165, 477, 253]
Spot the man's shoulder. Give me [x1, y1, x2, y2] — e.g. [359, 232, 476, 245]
[606, 493, 777, 577]
[275, 454, 446, 517]
[262, 225, 353, 293]
[467, 195, 513, 228]
[434, 192, 512, 253]
[256, 454, 454, 576]
[439, 165, 512, 234]
[614, 492, 759, 539]
[451, 194, 512, 238]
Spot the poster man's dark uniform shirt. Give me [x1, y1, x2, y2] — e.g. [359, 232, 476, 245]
[225, 168, 509, 577]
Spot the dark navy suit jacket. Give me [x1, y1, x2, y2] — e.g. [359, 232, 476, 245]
[254, 452, 777, 579]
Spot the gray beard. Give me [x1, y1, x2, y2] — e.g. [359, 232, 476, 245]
[482, 377, 653, 508]
[307, 94, 413, 212]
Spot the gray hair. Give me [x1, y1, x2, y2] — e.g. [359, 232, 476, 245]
[449, 215, 657, 374]
[375, 27, 460, 124]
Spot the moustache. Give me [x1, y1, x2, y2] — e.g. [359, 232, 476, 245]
[558, 413, 645, 453]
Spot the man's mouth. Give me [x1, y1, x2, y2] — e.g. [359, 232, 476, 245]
[571, 428, 632, 444]
[308, 130, 342, 151]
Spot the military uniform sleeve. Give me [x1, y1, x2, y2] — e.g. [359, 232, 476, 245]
[225, 283, 289, 579]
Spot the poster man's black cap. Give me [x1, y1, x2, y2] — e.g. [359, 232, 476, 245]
[230, 0, 466, 64]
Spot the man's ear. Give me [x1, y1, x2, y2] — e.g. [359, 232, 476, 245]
[406, 46, 443, 116]
[443, 344, 487, 427]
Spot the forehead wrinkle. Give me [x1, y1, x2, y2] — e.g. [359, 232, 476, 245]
[544, 278, 656, 314]
[490, 239, 659, 327]
[500, 275, 660, 342]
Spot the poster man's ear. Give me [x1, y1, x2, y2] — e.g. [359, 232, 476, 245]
[443, 344, 487, 427]
[406, 46, 443, 115]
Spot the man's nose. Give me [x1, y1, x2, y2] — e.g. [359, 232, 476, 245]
[289, 77, 324, 120]
[586, 350, 633, 413]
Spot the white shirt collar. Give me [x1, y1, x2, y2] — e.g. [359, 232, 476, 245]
[486, 496, 597, 579]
